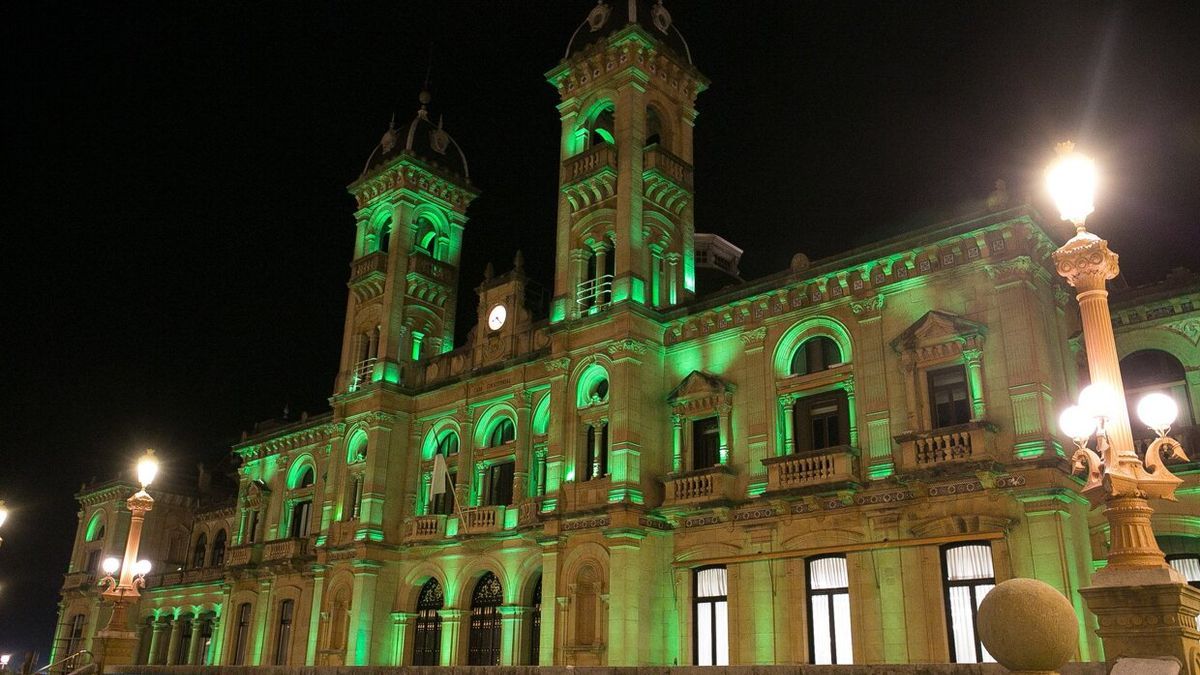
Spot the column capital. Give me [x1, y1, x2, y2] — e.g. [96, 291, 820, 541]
[1053, 231, 1119, 290]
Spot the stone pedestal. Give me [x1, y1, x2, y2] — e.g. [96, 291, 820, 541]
[1079, 581, 1200, 675]
[92, 631, 139, 673]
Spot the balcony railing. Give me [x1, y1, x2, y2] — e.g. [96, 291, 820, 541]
[558, 476, 613, 513]
[762, 445, 858, 492]
[348, 358, 376, 392]
[576, 274, 614, 311]
[62, 571, 95, 590]
[663, 465, 735, 507]
[408, 250, 455, 283]
[349, 251, 388, 284]
[409, 515, 446, 541]
[262, 537, 311, 562]
[224, 544, 259, 568]
[563, 143, 617, 184]
[460, 505, 505, 534]
[643, 144, 694, 189]
[147, 566, 225, 588]
[517, 499, 544, 527]
[327, 521, 358, 547]
[894, 421, 998, 470]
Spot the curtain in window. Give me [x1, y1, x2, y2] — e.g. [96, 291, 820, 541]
[694, 567, 729, 665]
[808, 556, 852, 664]
[943, 544, 995, 664]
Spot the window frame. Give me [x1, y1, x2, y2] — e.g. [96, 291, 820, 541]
[412, 578, 444, 666]
[791, 335, 843, 377]
[692, 565, 729, 666]
[806, 554, 853, 664]
[928, 364, 972, 429]
[691, 416, 721, 471]
[274, 599, 294, 665]
[231, 602, 252, 665]
[940, 542, 996, 664]
[467, 572, 504, 666]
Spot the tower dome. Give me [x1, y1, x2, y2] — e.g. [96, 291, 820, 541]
[360, 91, 470, 182]
[565, 0, 693, 64]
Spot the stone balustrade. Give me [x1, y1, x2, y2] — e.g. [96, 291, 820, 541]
[663, 465, 735, 507]
[894, 421, 998, 471]
[643, 143, 694, 189]
[563, 143, 617, 184]
[409, 514, 446, 541]
[262, 537, 310, 562]
[349, 251, 387, 283]
[224, 544, 258, 568]
[408, 250, 455, 282]
[62, 571, 95, 590]
[762, 445, 858, 492]
[460, 505, 505, 534]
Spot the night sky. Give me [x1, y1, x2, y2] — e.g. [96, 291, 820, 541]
[5, 1, 1200, 662]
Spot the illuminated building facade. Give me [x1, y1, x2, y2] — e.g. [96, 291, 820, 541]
[53, 1, 1200, 668]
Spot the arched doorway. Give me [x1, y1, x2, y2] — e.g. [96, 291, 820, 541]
[468, 572, 503, 665]
[528, 575, 542, 665]
[412, 578, 443, 665]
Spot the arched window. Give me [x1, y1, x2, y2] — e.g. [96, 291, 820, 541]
[346, 431, 368, 464]
[532, 395, 551, 436]
[231, 603, 252, 665]
[468, 572, 504, 666]
[85, 512, 106, 542]
[576, 365, 610, 408]
[376, 215, 393, 254]
[436, 430, 459, 456]
[210, 530, 227, 567]
[528, 575, 542, 665]
[791, 336, 842, 376]
[807, 555, 852, 664]
[297, 467, 315, 489]
[412, 578, 444, 665]
[416, 216, 439, 256]
[589, 104, 615, 147]
[274, 599, 294, 665]
[574, 563, 600, 646]
[583, 422, 609, 481]
[693, 566, 728, 665]
[1120, 349, 1193, 437]
[488, 418, 515, 448]
[329, 588, 350, 651]
[192, 533, 208, 569]
[645, 105, 664, 147]
[941, 543, 996, 664]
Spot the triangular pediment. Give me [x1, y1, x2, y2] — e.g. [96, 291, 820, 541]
[667, 370, 734, 403]
[890, 310, 986, 353]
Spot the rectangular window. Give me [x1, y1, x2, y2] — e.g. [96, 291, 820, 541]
[1167, 554, 1200, 588]
[289, 500, 312, 538]
[345, 475, 363, 521]
[584, 424, 608, 480]
[432, 471, 457, 515]
[85, 549, 101, 575]
[232, 603, 252, 665]
[693, 566, 729, 666]
[247, 511, 259, 544]
[792, 390, 849, 453]
[485, 462, 515, 506]
[65, 614, 86, 657]
[274, 599, 294, 665]
[942, 543, 996, 664]
[692, 417, 720, 470]
[929, 365, 971, 429]
[807, 556, 853, 664]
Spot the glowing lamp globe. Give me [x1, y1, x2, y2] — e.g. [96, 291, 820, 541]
[102, 557, 120, 575]
[0, 500, 8, 529]
[136, 450, 159, 488]
[134, 559, 152, 577]
[1059, 405, 1097, 441]
[1046, 143, 1097, 226]
[1137, 393, 1178, 432]
[1, 654, 11, 667]
[1078, 383, 1119, 422]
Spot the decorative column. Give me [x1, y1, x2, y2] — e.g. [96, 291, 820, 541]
[841, 377, 859, 448]
[437, 608, 465, 666]
[347, 562, 380, 665]
[146, 619, 168, 665]
[671, 415, 684, 472]
[963, 347, 987, 421]
[533, 445, 549, 496]
[778, 394, 795, 455]
[594, 245, 608, 304]
[186, 617, 204, 665]
[305, 567, 326, 665]
[206, 614, 221, 666]
[499, 605, 529, 665]
[569, 249, 589, 318]
[717, 402, 732, 465]
[458, 407, 476, 510]
[473, 461, 487, 507]
[389, 611, 414, 666]
[165, 616, 183, 665]
[667, 254, 679, 305]
[514, 390, 533, 500]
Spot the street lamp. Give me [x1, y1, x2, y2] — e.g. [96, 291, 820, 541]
[97, 449, 159, 634]
[1050, 142, 1199, 666]
[0, 500, 8, 548]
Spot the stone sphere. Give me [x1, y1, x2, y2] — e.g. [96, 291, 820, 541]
[978, 578, 1079, 672]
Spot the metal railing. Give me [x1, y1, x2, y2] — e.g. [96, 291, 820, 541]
[33, 650, 92, 675]
[576, 274, 614, 311]
[348, 358, 377, 392]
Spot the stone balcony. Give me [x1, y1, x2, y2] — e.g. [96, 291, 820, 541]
[894, 421, 999, 472]
[558, 476, 613, 513]
[262, 537, 311, 563]
[62, 571, 95, 591]
[643, 143, 694, 190]
[563, 143, 617, 184]
[327, 520, 358, 547]
[408, 250, 455, 283]
[762, 445, 859, 492]
[663, 465, 736, 507]
[224, 544, 259, 568]
[409, 514, 446, 542]
[460, 505, 506, 534]
[147, 566, 225, 589]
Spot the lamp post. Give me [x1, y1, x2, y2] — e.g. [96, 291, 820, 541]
[1049, 143, 1200, 669]
[97, 450, 158, 634]
[0, 500, 8, 548]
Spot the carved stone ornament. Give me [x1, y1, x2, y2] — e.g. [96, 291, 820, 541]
[543, 357, 571, 373]
[738, 326, 767, 347]
[850, 294, 885, 317]
[586, 1, 611, 31]
[1051, 231, 1120, 290]
[1165, 319, 1200, 345]
[607, 339, 649, 356]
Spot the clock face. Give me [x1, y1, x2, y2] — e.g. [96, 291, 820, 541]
[487, 304, 507, 331]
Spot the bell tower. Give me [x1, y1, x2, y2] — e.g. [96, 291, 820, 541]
[337, 93, 478, 392]
[546, 0, 708, 321]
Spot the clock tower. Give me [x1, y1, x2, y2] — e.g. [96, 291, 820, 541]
[546, 0, 708, 321]
[338, 93, 478, 392]
[468, 251, 542, 368]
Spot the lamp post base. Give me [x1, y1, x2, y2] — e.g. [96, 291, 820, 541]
[91, 631, 139, 673]
[1079, 581, 1200, 675]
